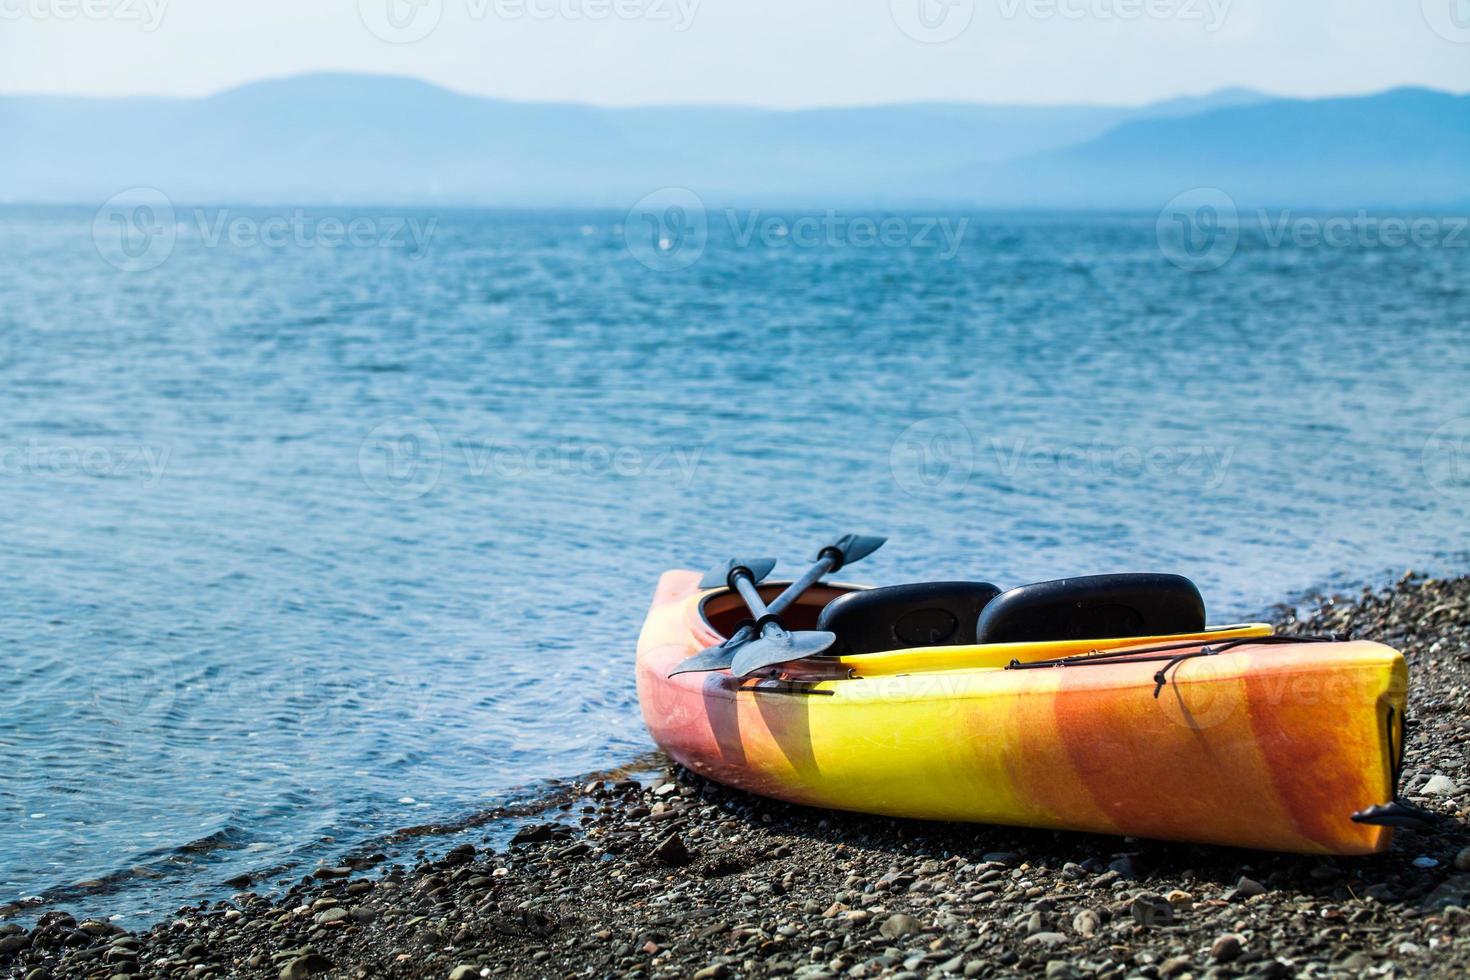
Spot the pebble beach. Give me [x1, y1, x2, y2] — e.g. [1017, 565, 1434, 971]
[4, 572, 1468, 980]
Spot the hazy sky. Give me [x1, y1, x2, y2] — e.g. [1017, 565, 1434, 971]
[2, 0, 1467, 106]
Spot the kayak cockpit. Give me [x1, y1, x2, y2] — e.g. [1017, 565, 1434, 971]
[702, 573, 1216, 660]
[700, 581, 858, 638]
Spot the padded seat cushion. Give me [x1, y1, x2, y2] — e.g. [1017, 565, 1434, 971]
[817, 582, 1002, 655]
[974, 573, 1205, 645]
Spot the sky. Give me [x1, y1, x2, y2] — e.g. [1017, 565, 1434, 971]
[1, 0, 1467, 107]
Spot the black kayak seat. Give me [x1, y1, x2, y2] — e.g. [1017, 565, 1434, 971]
[974, 573, 1206, 645]
[817, 582, 1003, 655]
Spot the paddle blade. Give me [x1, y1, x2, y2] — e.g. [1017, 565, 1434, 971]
[699, 558, 778, 591]
[668, 644, 737, 676]
[827, 535, 887, 571]
[731, 630, 838, 677]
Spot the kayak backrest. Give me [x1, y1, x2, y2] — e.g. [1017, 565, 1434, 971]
[816, 582, 1002, 655]
[974, 573, 1206, 645]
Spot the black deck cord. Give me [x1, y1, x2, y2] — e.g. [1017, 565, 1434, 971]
[1005, 633, 1348, 699]
[1002, 632, 1445, 831]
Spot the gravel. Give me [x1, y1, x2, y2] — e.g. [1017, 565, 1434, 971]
[4, 572, 1468, 978]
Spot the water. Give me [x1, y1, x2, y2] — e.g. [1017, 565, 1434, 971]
[2, 206, 1468, 922]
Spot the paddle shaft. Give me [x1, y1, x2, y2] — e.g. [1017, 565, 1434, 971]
[730, 570, 792, 643]
[722, 551, 839, 648]
[668, 546, 859, 676]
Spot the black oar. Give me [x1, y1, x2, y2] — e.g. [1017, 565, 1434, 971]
[668, 535, 886, 677]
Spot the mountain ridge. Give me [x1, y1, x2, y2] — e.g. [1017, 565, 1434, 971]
[0, 73, 1463, 208]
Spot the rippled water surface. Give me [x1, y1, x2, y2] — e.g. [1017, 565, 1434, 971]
[2, 207, 1468, 921]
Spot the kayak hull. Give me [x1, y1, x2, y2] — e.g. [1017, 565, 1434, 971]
[637, 571, 1408, 855]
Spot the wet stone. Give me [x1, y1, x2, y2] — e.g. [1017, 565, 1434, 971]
[1211, 934, 1244, 962]
[278, 952, 332, 980]
[1130, 894, 1175, 927]
[652, 833, 692, 867]
[878, 914, 921, 940]
[1232, 876, 1267, 899]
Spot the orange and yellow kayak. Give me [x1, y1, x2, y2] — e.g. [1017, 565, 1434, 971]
[637, 570, 1409, 855]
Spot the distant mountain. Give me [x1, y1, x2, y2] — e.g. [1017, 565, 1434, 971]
[937, 88, 1470, 208]
[0, 74, 1462, 208]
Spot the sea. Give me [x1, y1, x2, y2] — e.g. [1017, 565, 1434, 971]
[2, 204, 1467, 922]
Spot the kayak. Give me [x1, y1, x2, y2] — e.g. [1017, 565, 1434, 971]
[636, 569, 1410, 855]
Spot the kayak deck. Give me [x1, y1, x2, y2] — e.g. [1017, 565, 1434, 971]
[638, 570, 1408, 855]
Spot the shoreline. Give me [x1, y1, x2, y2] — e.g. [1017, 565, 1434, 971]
[4, 573, 1469, 979]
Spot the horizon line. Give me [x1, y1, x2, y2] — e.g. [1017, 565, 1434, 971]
[3, 69, 1465, 113]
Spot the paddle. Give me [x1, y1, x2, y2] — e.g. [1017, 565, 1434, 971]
[668, 535, 886, 677]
